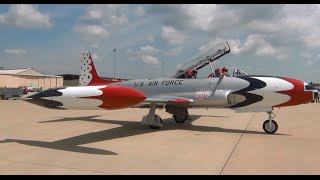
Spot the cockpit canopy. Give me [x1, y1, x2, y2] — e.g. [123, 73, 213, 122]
[173, 41, 249, 78]
[173, 42, 230, 78]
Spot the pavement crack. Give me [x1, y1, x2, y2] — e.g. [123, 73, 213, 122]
[2, 159, 120, 175]
[219, 113, 255, 175]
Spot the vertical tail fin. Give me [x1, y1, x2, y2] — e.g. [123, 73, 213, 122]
[80, 50, 119, 86]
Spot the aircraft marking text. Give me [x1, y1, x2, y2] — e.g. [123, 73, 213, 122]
[133, 80, 184, 87]
[195, 88, 212, 100]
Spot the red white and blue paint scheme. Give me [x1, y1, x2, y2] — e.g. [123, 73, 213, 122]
[26, 42, 319, 134]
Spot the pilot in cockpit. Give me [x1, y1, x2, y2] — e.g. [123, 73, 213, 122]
[215, 68, 222, 77]
[222, 67, 230, 77]
[187, 69, 197, 78]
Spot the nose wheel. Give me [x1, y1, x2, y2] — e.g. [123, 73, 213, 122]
[263, 120, 278, 134]
[263, 111, 278, 134]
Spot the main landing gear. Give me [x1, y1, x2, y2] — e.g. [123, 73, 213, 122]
[262, 111, 278, 134]
[141, 104, 163, 129]
[141, 104, 191, 129]
[166, 105, 190, 124]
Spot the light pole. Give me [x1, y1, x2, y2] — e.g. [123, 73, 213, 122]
[113, 48, 116, 79]
[162, 62, 165, 78]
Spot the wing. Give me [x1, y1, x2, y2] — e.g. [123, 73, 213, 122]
[145, 96, 194, 104]
[132, 96, 193, 108]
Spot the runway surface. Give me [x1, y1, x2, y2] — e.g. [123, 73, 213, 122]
[0, 100, 319, 174]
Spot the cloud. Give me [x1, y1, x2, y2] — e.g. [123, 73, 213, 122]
[126, 45, 160, 57]
[126, 46, 161, 62]
[141, 55, 160, 64]
[84, 9, 102, 19]
[145, 34, 155, 43]
[0, 4, 52, 28]
[166, 47, 183, 56]
[282, 5, 320, 48]
[92, 53, 98, 60]
[300, 52, 313, 59]
[299, 28, 320, 48]
[149, 5, 319, 50]
[82, 5, 128, 25]
[227, 4, 284, 23]
[128, 45, 182, 65]
[180, 4, 217, 31]
[134, 6, 146, 16]
[180, 4, 239, 32]
[161, 25, 185, 45]
[242, 5, 320, 49]
[300, 52, 320, 66]
[75, 4, 131, 48]
[243, 35, 288, 60]
[91, 53, 104, 62]
[4, 48, 27, 55]
[199, 35, 288, 60]
[246, 20, 281, 33]
[89, 43, 99, 49]
[4, 4, 320, 82]
[140, 45, 160, 54]
[74, 24, 109, 38]
[149, 4, 239, 32]
[126, 45, 161, 65]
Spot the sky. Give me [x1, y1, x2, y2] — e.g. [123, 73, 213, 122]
[0, 4, 319, 82]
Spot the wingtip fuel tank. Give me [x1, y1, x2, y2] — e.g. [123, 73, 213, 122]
[24, 86, 147, 110]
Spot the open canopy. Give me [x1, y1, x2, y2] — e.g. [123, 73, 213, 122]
[173, 42, 231, 78]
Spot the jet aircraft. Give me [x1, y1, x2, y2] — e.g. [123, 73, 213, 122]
[26, 42, 319, 134]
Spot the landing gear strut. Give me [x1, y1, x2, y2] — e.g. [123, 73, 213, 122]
[141, 103, 163, 129]
[149, 115, 163, 129]
[262, 111, 278, 134]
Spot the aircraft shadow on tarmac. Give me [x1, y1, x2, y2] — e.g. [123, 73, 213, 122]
[0, 115, 288, 155]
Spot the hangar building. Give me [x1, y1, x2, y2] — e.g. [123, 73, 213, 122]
[0, 67, 63, 90]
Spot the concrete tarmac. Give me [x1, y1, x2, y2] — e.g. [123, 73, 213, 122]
[0, 100, 319, 174]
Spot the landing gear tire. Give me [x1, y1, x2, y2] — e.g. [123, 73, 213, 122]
[149, 115, 163, 129]
[173, 114, 188, 124]
[263, 120, 278, 134]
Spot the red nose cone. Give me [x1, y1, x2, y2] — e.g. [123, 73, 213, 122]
[275, 78, 314, 107]
[96, 86, 146, 109]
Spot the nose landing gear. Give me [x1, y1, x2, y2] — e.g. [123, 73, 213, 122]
[262, 111, 278, 134]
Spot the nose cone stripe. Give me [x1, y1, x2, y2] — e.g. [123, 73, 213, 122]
[27, 87, 65, 99]
[81, 86, 146, 110]
[275, 78, 314, 107]
[229, 76, 266, 108]
[24, 98, 64, 109]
